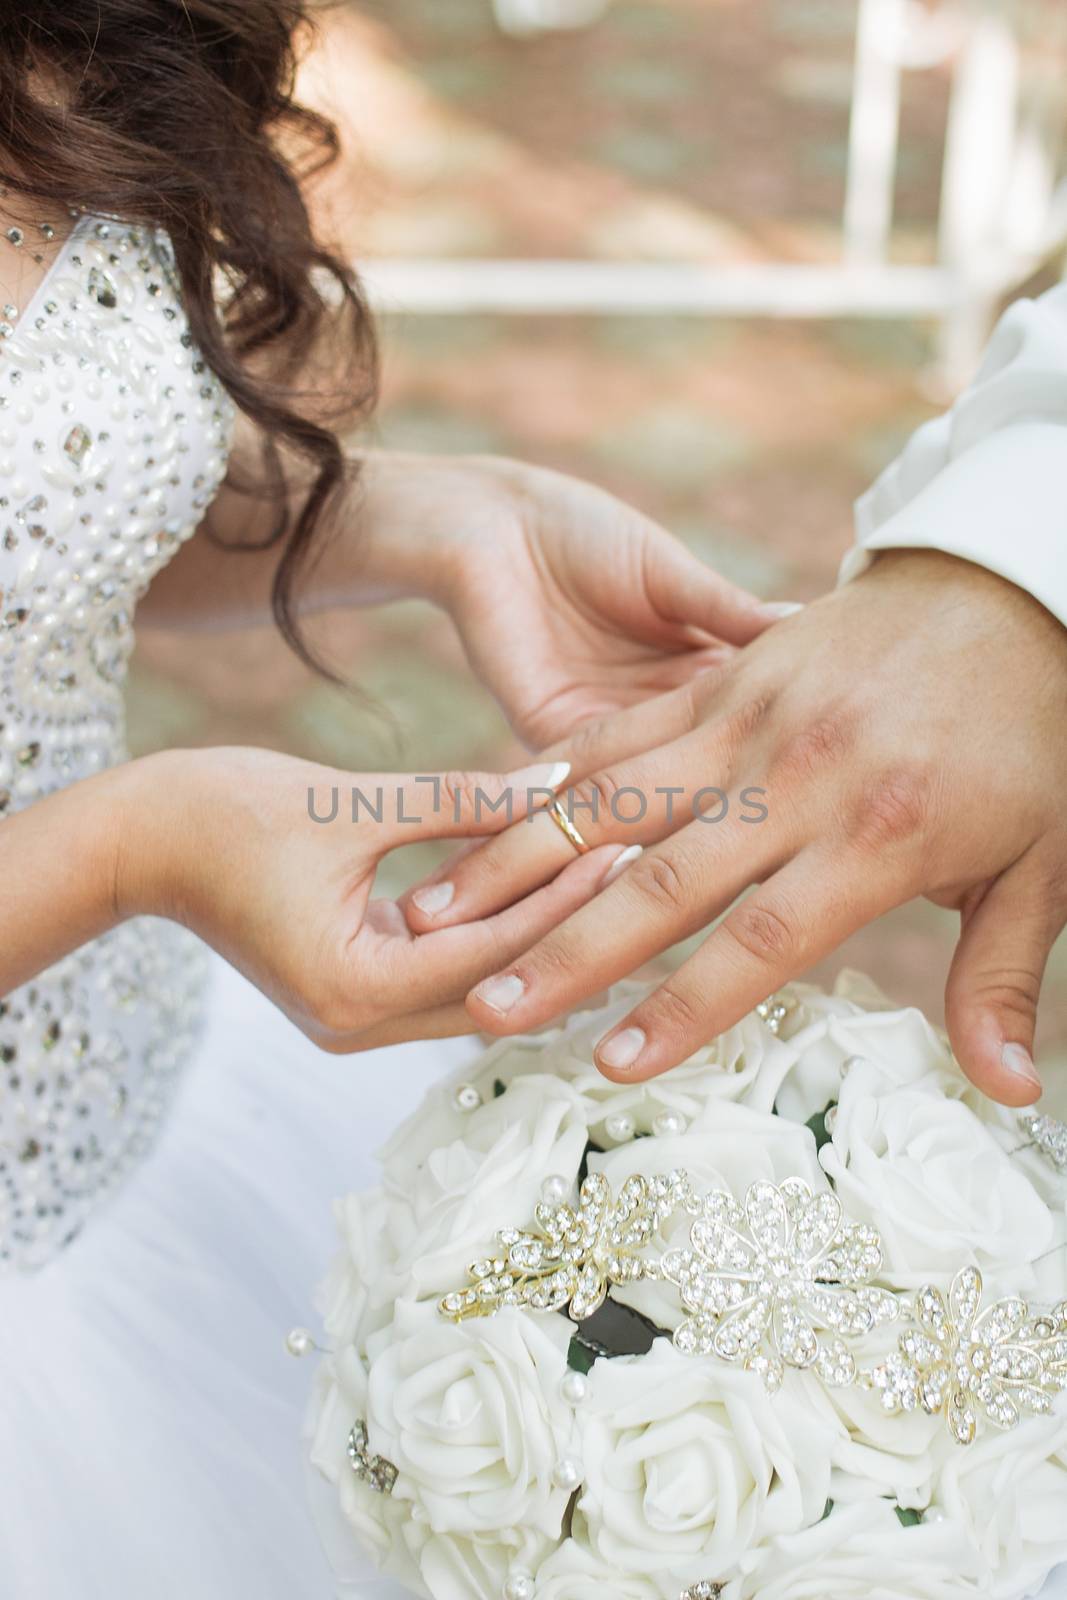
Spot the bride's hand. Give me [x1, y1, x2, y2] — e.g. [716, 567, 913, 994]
[404, 551, 1067, 1104]
[114, 748, 624, 1050]
[424, 457, 792, 747]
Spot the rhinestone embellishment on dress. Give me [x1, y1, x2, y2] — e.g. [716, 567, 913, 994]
[0, 214, 234, 1268]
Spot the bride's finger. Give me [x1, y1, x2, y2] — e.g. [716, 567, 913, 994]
[308, 760, 571, 853]
[464, 804, 791, 1036]
[378, 841, 637, 1012]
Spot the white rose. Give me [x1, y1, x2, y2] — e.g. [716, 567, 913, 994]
[772, 985, 957, 1127]
[380, 1075, 592, 1300]
[366, 1299, 579, 1548]
[936, 1410, 1067, 1599]
[820, 1057, 1054, 1283]
[575, 1341, 833, 1578]
[320, 1187, 394, 1356]
[413, 1526, 547, 1600]
[308, 1345, 428, 1595]
[532, 1538, 661, 1599]
[741, 1499, 983, 1599]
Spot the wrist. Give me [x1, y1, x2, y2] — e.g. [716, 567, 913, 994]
[109, 748, 213, 925]
[353, 451, 528, 611]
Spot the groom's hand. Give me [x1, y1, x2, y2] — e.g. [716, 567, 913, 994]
[403, 550, 1067, 1106]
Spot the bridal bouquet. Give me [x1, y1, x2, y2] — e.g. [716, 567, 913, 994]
[306, 975, 1067, 1600]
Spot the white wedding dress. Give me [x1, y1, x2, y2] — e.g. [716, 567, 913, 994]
[0, 212, 475, 1598]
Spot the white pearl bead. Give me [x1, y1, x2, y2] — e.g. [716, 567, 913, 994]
[502, 1573, 535, 1600]
[921, 1506, 947, 1524]
[541, 1174, 571, 1206]
[551, 1455, 583, 1492]
[652, 1110, 688, 1138]
[604, 1111, 636, 1142]
[285, 1327, 315, 1359]
[559, 1370, 589, 1406]
[453, 1083, 482, 1113]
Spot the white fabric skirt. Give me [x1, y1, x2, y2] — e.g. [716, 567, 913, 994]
[2, 953, 1065, 1600]
[0, 953, 476, 1600]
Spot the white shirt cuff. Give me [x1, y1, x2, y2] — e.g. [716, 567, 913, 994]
[839, 420, 1067, 630]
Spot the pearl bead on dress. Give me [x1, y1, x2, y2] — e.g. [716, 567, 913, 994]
[0, 213, 235, 1270]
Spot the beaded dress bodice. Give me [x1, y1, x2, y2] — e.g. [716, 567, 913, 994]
[0, 214, 234, 1268]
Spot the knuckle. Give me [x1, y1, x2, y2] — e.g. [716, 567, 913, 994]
[967, 967, 1042, 1016]
[571, 767, 624, 828]
[649, 981, 705, 1038]
[566, 716, 611, 773]
[772, 708, 855, 783]
[724, 897, 796, 967]
[728, 689, 776, 745]
[524, 938, 577, 989]
[850, 767, 931, 854]
[629, 851, 689, 912]
[439, 769, 475, 818]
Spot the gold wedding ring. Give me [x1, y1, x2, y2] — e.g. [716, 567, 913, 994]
[545, 797, 590, 855]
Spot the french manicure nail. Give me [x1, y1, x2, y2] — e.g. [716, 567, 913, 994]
[508, 760, 571, 795]
[411, 881, 455, 917]
[597, 1026, 646, 1073]
[601, 844, 642, 888]
[1001, 1042, 1042, 1091]
[474, 973, 526, 1015]
[764, 601, 803, 619]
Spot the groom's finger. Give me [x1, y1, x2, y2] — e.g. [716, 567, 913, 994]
[464, 805, 790, 1035]
[401, 681, 708, 931]
[404, 698, 758, 933]
[591, 845, 905, 1080]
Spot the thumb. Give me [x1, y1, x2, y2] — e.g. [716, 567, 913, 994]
[377, 760, 571, 849]
[944, 859, 1060, 1106]
[646, 536, 801, 648]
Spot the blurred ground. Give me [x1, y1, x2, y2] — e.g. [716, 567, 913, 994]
[130, 0, 1067, 1059]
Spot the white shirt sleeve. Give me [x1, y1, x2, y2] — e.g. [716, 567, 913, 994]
[839, 284, 1067, 628]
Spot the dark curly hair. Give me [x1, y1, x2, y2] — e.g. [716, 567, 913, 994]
[0, 0, 378, 671]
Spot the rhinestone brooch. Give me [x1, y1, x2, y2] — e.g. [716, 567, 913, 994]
[438, 1174, 1067, 1444]
[662, 1177, 899, 1392]
[346, 1421, 398, 1495]
[1018, 1111, 1067, 1171]
[868, 1267, 1067, 1445]
[439, 1170, 695, 1325]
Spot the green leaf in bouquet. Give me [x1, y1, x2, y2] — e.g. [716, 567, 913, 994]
[805, 1103, 837, 1154]
[567, 1337, 597, 1375]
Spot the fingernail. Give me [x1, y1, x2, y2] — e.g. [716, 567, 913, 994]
[597, 1026, 646, 1074]
[474, 973, 526, 1015]
[764, 601, 803, 619]
[1001, 1042, 1042, 1091]
[411, 881, 454, 917]
[601, 844, 642, 888]
[508, 760, 571, 795]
